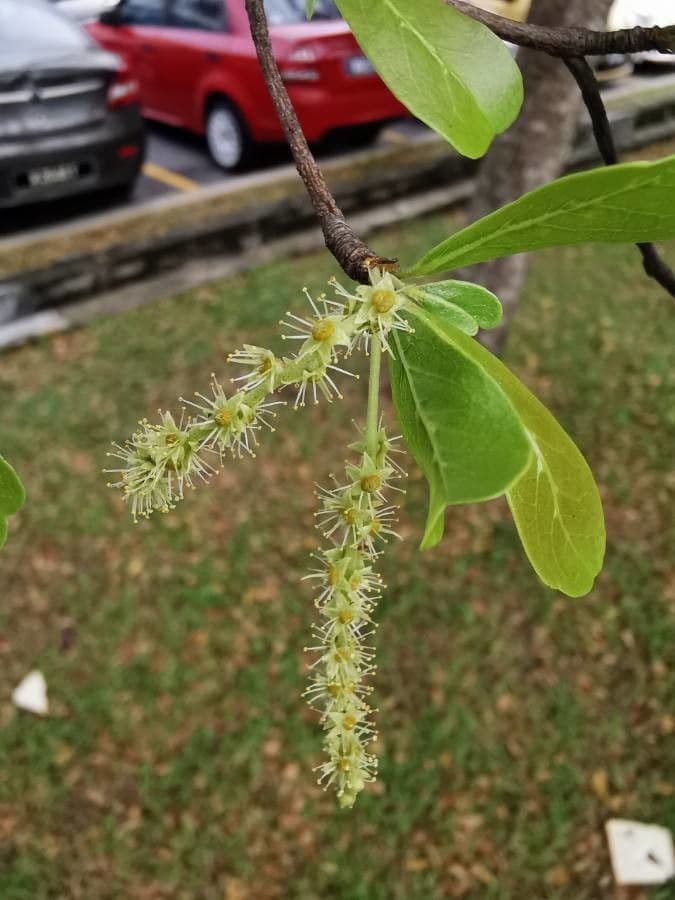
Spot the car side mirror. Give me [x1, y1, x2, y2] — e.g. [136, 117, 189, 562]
[100, 3, 123, 25]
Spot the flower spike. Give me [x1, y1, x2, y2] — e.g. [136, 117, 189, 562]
[306, 424, 404, 807]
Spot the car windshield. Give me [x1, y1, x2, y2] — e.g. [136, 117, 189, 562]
[0, 0, 89, 50]
[263, 0, 340, 25]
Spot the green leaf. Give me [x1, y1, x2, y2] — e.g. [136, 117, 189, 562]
[389, 306, 531, 548]
[334, 0, 522, 158]
[407, 155, 675, 276]
[305, 0, 316, 17]
[441, 328, 606, 597]
[409, 280, 502, 335]
[0, 454, 25, 516]
[0, 454, 25, 550]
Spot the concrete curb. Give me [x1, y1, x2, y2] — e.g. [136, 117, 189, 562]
[0, 179, 472, 349]
[0, 131, 462, 279]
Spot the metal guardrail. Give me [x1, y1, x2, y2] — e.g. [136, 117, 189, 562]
[1, 72, 674, 347]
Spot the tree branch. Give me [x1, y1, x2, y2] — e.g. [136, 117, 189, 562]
[563, 56, 675, 296]
[243, 0, 394, 283]
[446, 0, 675, 57]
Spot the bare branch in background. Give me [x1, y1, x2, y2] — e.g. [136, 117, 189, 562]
[447, 0, 675, 57]
[564, 56, 675, 296]
[244, 0, 395, 283]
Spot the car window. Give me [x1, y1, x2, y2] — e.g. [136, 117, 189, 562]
[168, 0, 225, 30]
[119, 0, 166, 25]
[263, 0, 339, 25]
[0, 0, 90, 49]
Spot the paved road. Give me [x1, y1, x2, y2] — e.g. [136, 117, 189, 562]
[136, 116, 424, 199]
[2, 68, 672, 238]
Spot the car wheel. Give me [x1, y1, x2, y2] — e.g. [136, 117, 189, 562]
[206, 101, 248, 171]
[344, 122, 384, 147]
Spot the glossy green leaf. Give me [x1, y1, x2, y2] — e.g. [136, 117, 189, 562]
[305, 0, 315, 17]
[408, 155, 675, 276]
[334, 0, 522, 158]
[389, 306, 531, 548]
[442, 328, 606, 597]
[0, 454, 25, 550]
[408, 280, 502, 335]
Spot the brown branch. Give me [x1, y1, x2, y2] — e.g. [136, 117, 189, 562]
[447, 0, 675, 57]
[243, 0, 394, 283]
[564, 56, 675, 297]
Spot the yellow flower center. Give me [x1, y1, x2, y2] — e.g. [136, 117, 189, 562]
[327, 682, 341, 698]
[328, 565, 338, 587]
[339, 609, 354, 625]
[360, 474, 382, 493]
[372, 289, 396, 314]
[215, 407, 233, 427]
[343, 507, 360, 525]
[312, 319, 336, 342]
[165, 434, 179, 445]
[343, 714, 357, 731]
[336, 757, 351, 772]
[369, 518, 381, 535]
[257, 356, 273, 374]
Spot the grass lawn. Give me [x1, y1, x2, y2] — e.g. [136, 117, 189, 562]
[0, 204, 674, 900]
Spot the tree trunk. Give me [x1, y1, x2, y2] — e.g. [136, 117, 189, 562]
[463, 0, 614, 354]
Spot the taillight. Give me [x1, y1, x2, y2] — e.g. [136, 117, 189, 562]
[107, 67, 140, 109]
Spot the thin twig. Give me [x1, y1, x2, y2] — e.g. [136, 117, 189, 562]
[564, 56, 675, 296]
[446, 0, 675, 57]
[244, 0, 394, 283]
[563, 58, 619, 165]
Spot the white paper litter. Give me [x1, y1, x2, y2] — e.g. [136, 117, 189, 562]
[606, 818, 675, 886]
[11, 670, 49, 716]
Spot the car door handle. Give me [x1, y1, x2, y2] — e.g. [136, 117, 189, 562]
[141, 43, 155, 53]
[204, 52, 221, 63]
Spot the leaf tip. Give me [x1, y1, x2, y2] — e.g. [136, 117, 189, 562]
[420, 509, 444, 551]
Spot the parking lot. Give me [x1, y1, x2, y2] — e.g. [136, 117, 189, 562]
[2, 67, 674, 242]
[140, 116, 424, 197]
[2, 116, 424, 237]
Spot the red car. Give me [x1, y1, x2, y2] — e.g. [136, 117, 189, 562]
[87, 0, 406, 170]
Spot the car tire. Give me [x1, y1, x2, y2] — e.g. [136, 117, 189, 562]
[344, 122, 384, 148]
[205, 100, 250, 171]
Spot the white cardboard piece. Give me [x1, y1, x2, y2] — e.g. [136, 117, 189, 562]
[606, 818, 675, 886]
[11, 670, 49, 716]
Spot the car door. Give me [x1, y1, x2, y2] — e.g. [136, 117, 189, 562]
[91, 0, 170, 116]
[149, 0, 227, 128]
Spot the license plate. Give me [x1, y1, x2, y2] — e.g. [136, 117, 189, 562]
[26, 163, 80, 188]
[345, 56, 375, 76]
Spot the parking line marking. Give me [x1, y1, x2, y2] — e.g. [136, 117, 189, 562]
[142, 162, 199, 193]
